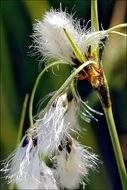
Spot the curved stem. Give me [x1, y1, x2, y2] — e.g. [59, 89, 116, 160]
[107, 23, 127, 32]
[82, 23, 127, 55]
[41, 60, 96, 118]
[109, 31, 127, 37]
[104, 107, 127, 190]
[29, 60, 67, 126]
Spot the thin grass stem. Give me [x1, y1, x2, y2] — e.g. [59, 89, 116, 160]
[109, 31, 127, 37]
[91, 0, 99, 59]
[107, 23, 127, 32]
[104, 107, 127, 190]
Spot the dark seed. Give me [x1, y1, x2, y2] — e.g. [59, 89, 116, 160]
[58, 144, 63, 151]
[22, 136, 29, 147]
[67, 91, 73, 102]
[66, 137, 72, 153]
[62, 101, 66, 107]
[32, 137, 37, 147]
[52, 102, 56, 107]
[66, 144, 71, 154]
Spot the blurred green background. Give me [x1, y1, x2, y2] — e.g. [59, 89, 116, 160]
[0, 0, 127, 190]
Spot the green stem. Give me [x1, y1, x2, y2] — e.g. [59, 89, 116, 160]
[107, 23, 127, 32]
[41, 60, 96, 118]
[91, 0, 99, 59]
[109, 31, 127, 37]
[29, 60, 67, 126]
[104, 106, 127, 190]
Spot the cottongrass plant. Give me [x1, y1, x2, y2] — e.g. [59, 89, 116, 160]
[1, 0, 127, 189]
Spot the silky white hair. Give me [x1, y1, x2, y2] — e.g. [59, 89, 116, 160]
[37, 93, 79, 156]
[1, 128, 58, 189]
[32, 8, 107, 66]
[55, 136, 98, 189]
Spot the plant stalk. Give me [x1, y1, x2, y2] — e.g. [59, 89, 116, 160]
[91, 0, 99, 59]
[103, 106, 127, 190]
[90, 57, 127, 189]
[93, 64, 127, 189]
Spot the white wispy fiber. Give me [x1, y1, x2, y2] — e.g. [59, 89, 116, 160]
[64, 97, 79, 130]
[37, 87, 102, 158]
[39, 161, 58, 189]
[1, 127, 58, 189]
[37, 92, 80, 157]
[55, 136, 98, 189]
[32, 7, 107, 65]
[32, 8, 83, 64]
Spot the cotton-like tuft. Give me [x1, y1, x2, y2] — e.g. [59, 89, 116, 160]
[32, 8, 84, 64]
[39, 161, 58, 189]
[1, 127, 58, 189]
[37, 89, 100, 157]
[32, 8, 108, 66]
[55, 136, 98, 189]
[1, 129, 39, 187]
[37, 93, 78, 156]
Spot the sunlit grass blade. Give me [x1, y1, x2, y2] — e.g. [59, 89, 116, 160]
[17, 94, 29, 145]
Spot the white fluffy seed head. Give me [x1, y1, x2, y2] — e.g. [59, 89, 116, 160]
[37, 93, 78, 156]
[37, 89, 99, 157]
[32, 8, 108, 66]
[1, 130, 40, 188]
[39, 161, 58, 189]
[1, 127, 58, 189]
[2, 131, 37, 183]
[32, 8, 84, 64]
[37, 93, 68, 156]
[55, 137, 98, 189]
[64, 97, 79, 131]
